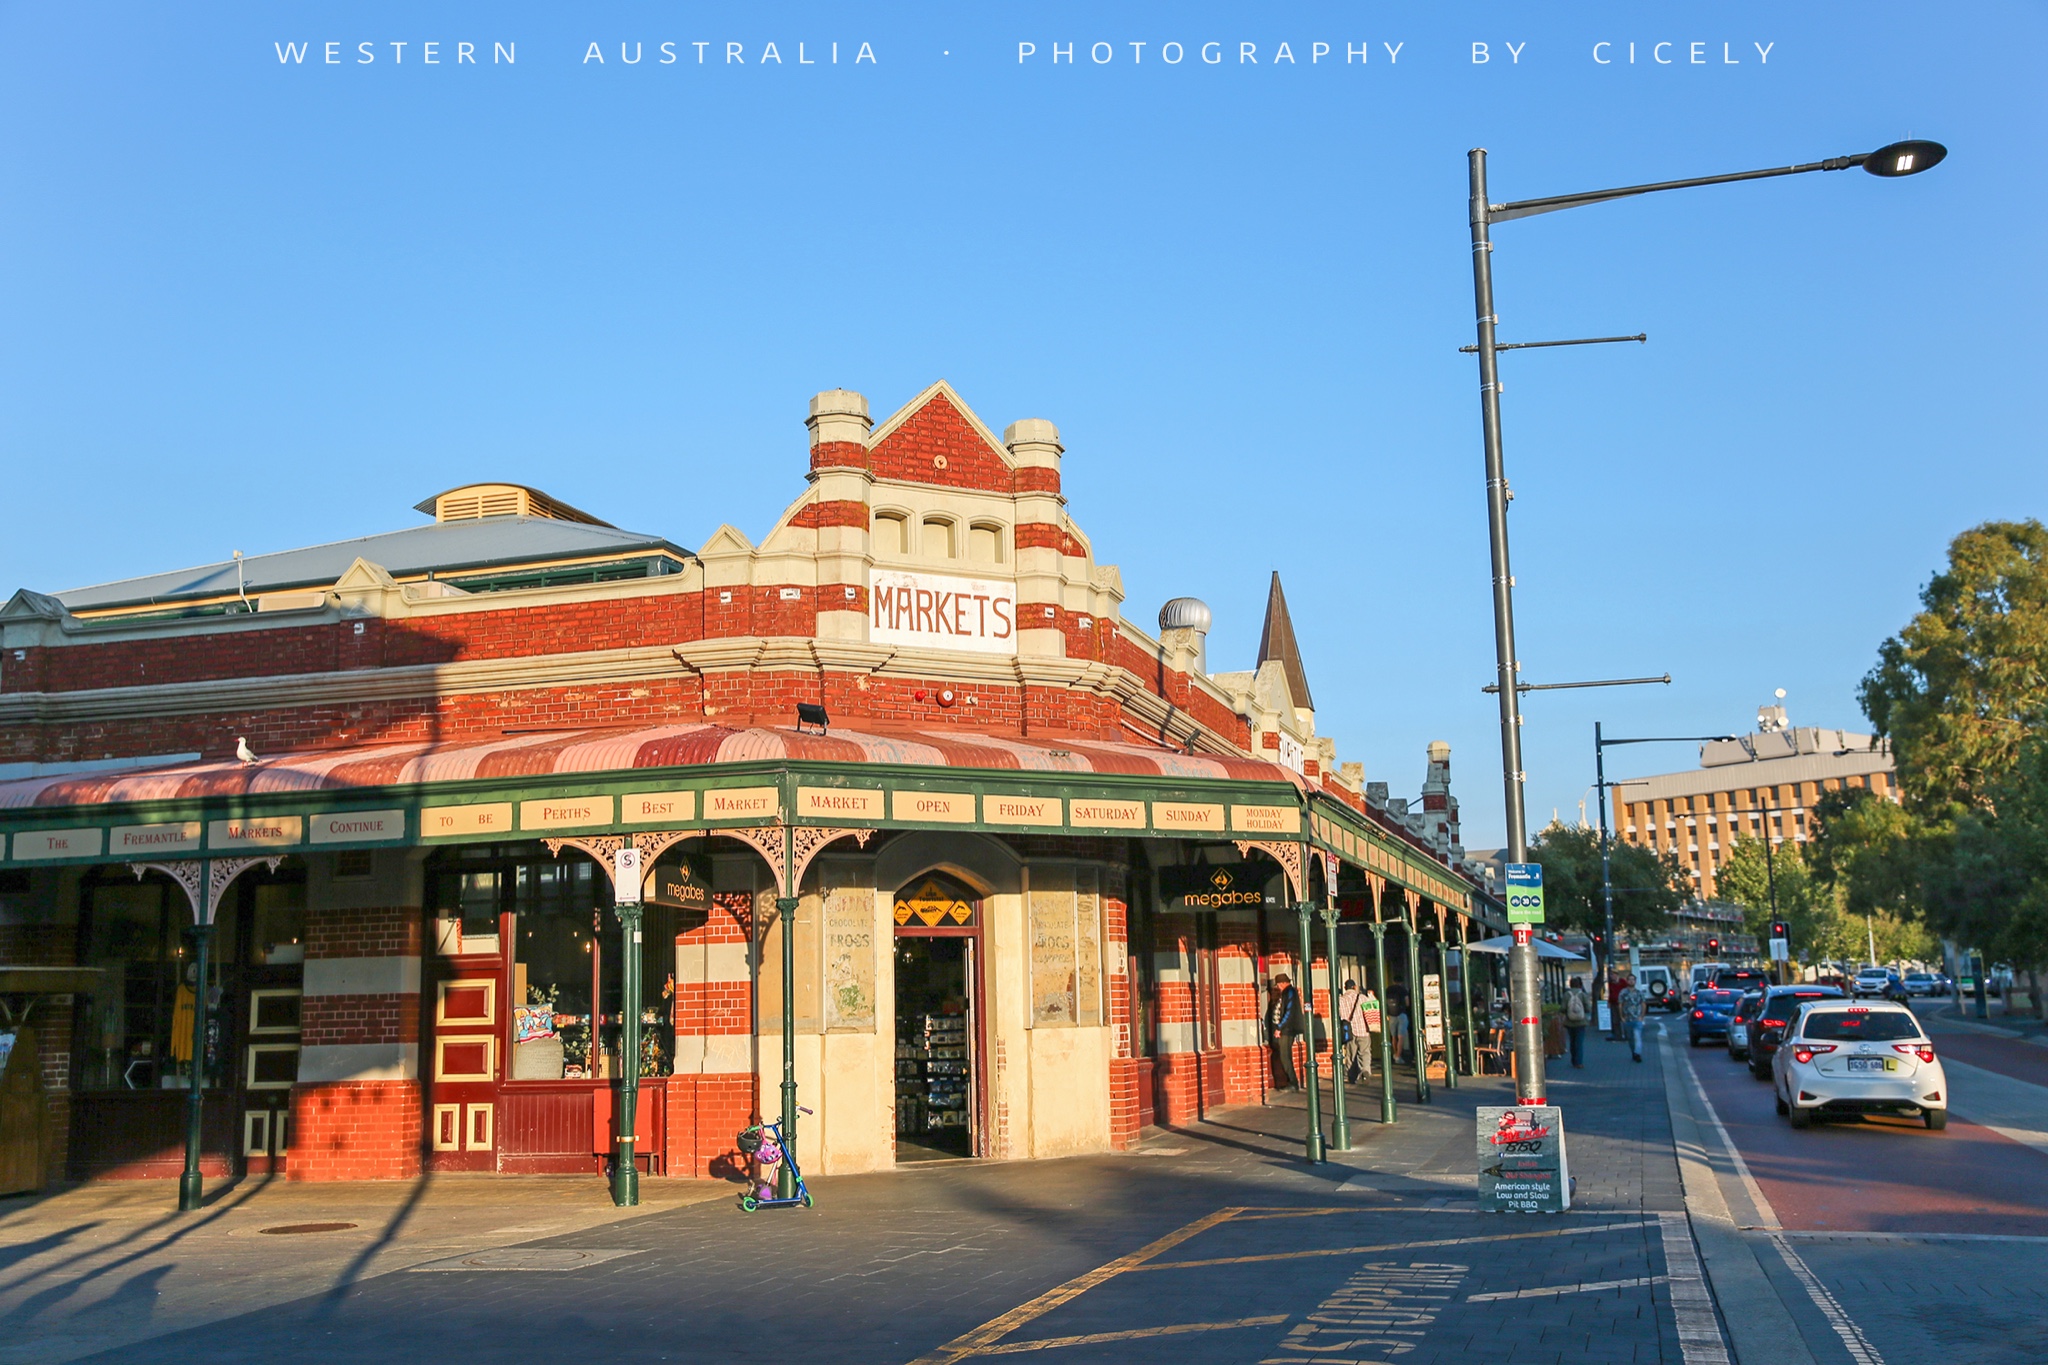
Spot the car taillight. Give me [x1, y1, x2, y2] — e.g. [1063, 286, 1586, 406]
[1792, 1044, 1837, 1064]
[1761, 1018, 1786, 1030]
[1692, 1010, 1704, 1019]
[1894, 1044, 1936, 1063]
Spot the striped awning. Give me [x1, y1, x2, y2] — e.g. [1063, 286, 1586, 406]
[0, 723, 1301, 811]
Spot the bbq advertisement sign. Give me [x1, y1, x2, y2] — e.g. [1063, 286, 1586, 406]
[1476, 1105, 1571, 1213]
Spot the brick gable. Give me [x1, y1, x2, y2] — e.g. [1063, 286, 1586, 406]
[868, 391, 1013, 493]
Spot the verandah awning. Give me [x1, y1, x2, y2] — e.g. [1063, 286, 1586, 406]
[0, 722, 1313, 867]
[0, 722, 1480, 913]
[0, 723, 1292, 809]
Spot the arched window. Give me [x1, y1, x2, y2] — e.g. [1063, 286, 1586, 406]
[921, 517, 956, 559]
[873, 511, 908, 556]
[968, 522, 1005, 564]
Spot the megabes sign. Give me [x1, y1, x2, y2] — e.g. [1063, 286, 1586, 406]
[869, 569, 1018, 654]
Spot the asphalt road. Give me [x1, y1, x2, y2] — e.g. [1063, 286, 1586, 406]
[1684, 1025, 2048, 1237]
[1675, 1009, 2048, 1365]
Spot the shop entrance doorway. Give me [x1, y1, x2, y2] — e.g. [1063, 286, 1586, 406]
[891, 873, 983, 1163]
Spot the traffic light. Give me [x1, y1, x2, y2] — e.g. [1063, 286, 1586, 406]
[1770, 921, 1790, 941]
[1706, 937, 1720, 955]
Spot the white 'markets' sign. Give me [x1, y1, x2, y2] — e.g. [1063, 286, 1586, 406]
[869, 570, 1017, 654]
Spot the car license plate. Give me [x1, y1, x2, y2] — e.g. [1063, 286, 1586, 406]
[1847, 1057, 1892, 1073]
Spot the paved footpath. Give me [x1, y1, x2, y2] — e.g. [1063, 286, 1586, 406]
[3, 1038, 1721, 1365]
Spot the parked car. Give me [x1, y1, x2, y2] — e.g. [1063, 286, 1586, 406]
[1902, 972, 1942, 997]
[1688, 988, 1742, 1046]
[1748, 985, 1847, 1079]
[1773, 1000, 1948, 1130]
[1727, 991, 1766, 1061]
[1853, 968, 1906, 1001]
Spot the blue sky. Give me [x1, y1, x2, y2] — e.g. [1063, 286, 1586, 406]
[2, 2, 2040, 847]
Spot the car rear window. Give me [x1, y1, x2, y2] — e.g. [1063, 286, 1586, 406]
[1696, 990, 1737, 1005]
[1802, 1011, 1921, 1041]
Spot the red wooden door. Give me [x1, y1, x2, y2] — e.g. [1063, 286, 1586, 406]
[429, 972, 500, 1171]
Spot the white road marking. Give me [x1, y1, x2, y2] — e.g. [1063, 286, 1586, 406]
[1940, 1058, 2048, 1157]
[1657, 1211, 1732, 1365]
[1681, 1040, 1783, 1229]
[1466, 1274, 1669, 1302]
[1771, 1233, 1886, 1365]
[1766, 1229, 2048, 1244]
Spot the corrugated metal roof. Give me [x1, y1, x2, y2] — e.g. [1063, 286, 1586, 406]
[0, 723, 1303, 810]
[54, 517, 686, 612]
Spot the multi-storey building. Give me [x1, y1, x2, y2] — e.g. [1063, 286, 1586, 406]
[1610, 705, 1898, 901]
[0, 381, 1492, 1190]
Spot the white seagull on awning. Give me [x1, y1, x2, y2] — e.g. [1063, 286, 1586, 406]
[235, 737, 259, 765]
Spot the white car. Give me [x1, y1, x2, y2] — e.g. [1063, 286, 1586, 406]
[1774, 1001, 1947, 1131]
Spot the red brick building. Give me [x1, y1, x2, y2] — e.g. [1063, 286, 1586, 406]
[0, 382, 1493, 1189]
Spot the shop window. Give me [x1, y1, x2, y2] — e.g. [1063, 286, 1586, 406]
[73, 878, 173, 1092]
[71, 875, 230, 1093]
[426, 851, 675, 1082]
[873, 511, 908, 555]
[251, 882, 305, 966]
[433, 870, 503, 956]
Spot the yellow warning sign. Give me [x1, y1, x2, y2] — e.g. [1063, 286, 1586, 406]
[895, 877, 975, 930]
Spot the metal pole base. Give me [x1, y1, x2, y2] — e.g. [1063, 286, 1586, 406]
[178, 1171, 204, 1212]
[1306, 1130, 1326, 1162]
[1330, 1113, 1352, 1152]
[779, 1080, 799, 1198]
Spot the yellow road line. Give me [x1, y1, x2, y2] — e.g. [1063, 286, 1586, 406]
[976, 1315, 1289, 1355]
[1129, 1219, 1652, 1271]
[902, 1207, 1244, 1365]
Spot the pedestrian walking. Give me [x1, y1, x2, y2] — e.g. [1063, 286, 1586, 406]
[1266, 973, 1303, 1091]
[1338, 979, 1377, 1080]
[1607, 972, 1626, 1041]
[1562, 976, 1593, 1068]
[1619, 975, 1648, 1061]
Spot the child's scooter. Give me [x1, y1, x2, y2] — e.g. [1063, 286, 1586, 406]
[735, 1106, 813, 1212]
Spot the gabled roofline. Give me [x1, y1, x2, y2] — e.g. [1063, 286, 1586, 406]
[865, 380, 1015, 467]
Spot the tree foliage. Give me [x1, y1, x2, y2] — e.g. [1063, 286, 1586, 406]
[1526, 820, 1687, 937]
[1715, 835, 1823, 945]
[1848, 520, 2048, 993]
[1859, 519, 2048, 819]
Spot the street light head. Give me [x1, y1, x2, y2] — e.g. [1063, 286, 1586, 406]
[1862, 140, 1947, 178]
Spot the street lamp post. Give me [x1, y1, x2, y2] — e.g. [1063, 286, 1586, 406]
[1467, 137, 1944, 1105]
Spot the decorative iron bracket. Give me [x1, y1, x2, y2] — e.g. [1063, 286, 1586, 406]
[130, 856, 285, 926]
[1233, 840, 1305, 901]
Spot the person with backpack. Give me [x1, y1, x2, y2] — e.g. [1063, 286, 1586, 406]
[1338, 979, 1377, 1081]
[1562, 976, 1593, 1068]
[1266, 973, 1303, 1091]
